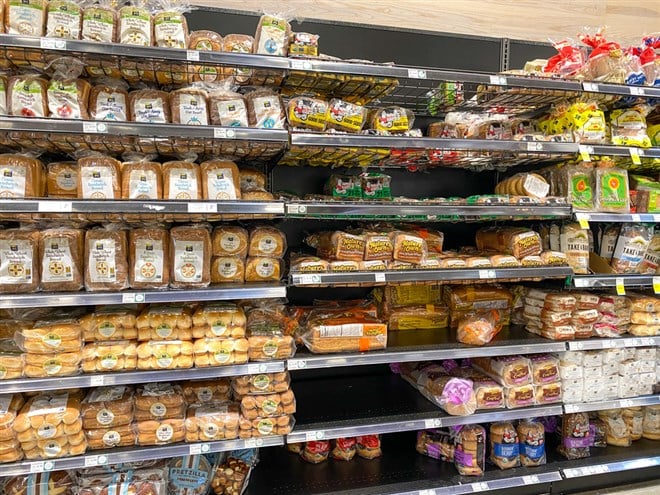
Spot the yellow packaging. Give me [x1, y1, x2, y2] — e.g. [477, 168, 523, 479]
[380, 285, 444, 308]
[647, 123, 660, 147]
[610, 109, 651, 147]
[567, 102, 607, 143]
[286, 97, 327, 131]
[388, 305, 449, 331]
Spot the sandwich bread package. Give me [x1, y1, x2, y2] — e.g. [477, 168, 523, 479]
[84, 227, 129, 291]
[129, 227, 170, 289]
[169, 224, 211, 288]
[40, 228, 84, 292]
[0, 229, 40, 294]
[200, 160, 241, 200]
[46, 161, 78, 198]
[0, 154, 45, 199]
[163, 161, 201, 200]
[558, 412, 591, 459]
[77, 155, 121, 199]
[302, 310, 387, 354]
[121, 160, 163, 200]
[245, 305, 295, 361]
[489, 422, 520, 469]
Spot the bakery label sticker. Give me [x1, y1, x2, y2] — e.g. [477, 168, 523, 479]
[134, 98, 167, 123]
[253, 374, 271, 390]
[96, 408, 116, 426]
[81, 167, 115, 199]
[103, 430, 121, 447]
[169, 168, 199, 200]
[134, 239, 164, 283]
[178, 94, 209, 126]
[206, 169, 237, 200]
[174, 240, 204, 282]
[150, 402, 167, 418]
[98, 321, 117, 339]
[129, 169, 159, 199]
[82, 7, 115, 42]
[100, 353, 118, 369]
[89, 239, 117, 283]
[0, 165, 27, 198]
[213, 349, 231, 364]
[94, 91, 128, 121]
[156, 424, 174, 442]
[0, 239, 33, 284]
[42, 237, 74, 283]
[216, 99, 249, 127]
[217, 259, 239, 280]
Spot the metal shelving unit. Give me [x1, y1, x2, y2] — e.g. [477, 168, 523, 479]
[575, 212, 660, 224]
[571, 274, 658, 290]
[0, 284, 287, 308]
[0, 436, 285, 476]
[567, 336, 660, 351]
[564, 394, 660, 414]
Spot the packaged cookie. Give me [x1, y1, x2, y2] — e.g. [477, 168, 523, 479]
[40, 228, 84, 292]
[0, 229, 40, 293]
[169, 224, 212, 288]
[211, 456, 251, 494]
[189, 30, 224, 83]
[254, 13, 291, 56]
[162, 161, 201, 200]
[81, 340, 138, 373]
[118, 0, 152, 46]
[129, 227, 170, 290]
[84, 227, 129, 291]
[81, 0, 117, 42]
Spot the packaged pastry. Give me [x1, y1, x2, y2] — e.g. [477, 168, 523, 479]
[121, 161, 162, 200]
[517, 419, 546, 466]
[611, 224, 652, 273]
[240, 390, 295, 420]
[193, 337, 249, 367]
[80, 306, 138, 342]
[212, 226, 249, 258]
[81, 1, 117, 42]
[200, 159, 241, 200]
[454, 425, 486, 476]
[246, 88, 285, 129]
[287, 97, 328, 131]
[331, 437, 357, 461]
[211, 456, 251, 494]
[457, 309, 501, 346]
[171, 87, 209, 126]
[189, 30, 224, 82]
[77, 155, 121, 199]
[476, 227, 542, 259]
[472, 356, 532, 387]
[134, 383, 185, 422]
[129, 89, 171, 123]
[192, 303, 246, 339]
[0, 229, 40, 294]
[136, 340, 194, 370]
[254, 13, 291, 56]
[558, 412, 590, 459]
[248, 227, 286, 258]
[81, 386, 134, 429]
[232, 371, 290, 396]
[136, 305, 193, 341]
[0, 154, 45, 198]
[81, 340, 138, 373]
[128, 227, 170, 290]
[169, 225, 211, 288]
[136, 418, 185, 446]
[489, 422, 520, 469]
[8, 75, 48, 117]
[208, 89, 249, 127]
[89, 79, 129, 121]
[389, 231, 426, 264]
[245, 257, 282, 282]
[46, 161, 78, 198]
[47, 76, 91, 120]
[84, 228, 129, 291]
[182, 379, 231, 404]
[325, 99, 367, 133]
[356, 435, 382, 459]
[6, 0, 46, 36]
[162, 161, 201, 200]
[118, 1, 152, 46]
[184, 402, 239, 442]
[416, 429, 454, 461]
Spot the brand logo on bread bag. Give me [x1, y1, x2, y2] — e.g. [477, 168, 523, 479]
[145, 243, 153, 251]
[3, 170, 12, 178]
[185, 245, 193, 252]
[263, 101, 271, 108]
[145, 103, 153, 110]
[96, 243, 104, 250]
[180, 173, 187, 179]
[9, 244, 18, 252]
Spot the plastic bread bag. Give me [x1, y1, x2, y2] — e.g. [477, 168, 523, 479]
[189, 30, 224, 82]
[5, 0, 47, 36]
[300, 440, 330, 464]
[595, 164, 630, 213]
[81, 340, 138, 373]
[325, 99, 367, 133]
[168, 455, 213, 495]
[542, 38, 587, 76]
[454, 424, 486, 476]
[46, 1, 82, 40]
[46, 57, 91, 119]
[356, 435, 382, 460]
[223, 34, 255, 84]
[637, 232, 660, 274]
[457, 309, 502, 346]
[611, 223, 653, 273]
[82, 0, 117, 42]
[87, 77, 128, 122]
[329, 437, 357, 461]
[4, 472, 76, 495]
[0, 228, 40, 294]
[563, 164, 594, 211]
[286, 96, 328, 131]
[369, 106, 414, 134]
[517, 419, 546, 466]
[8, 74, 48, 118]
[129, 88, 172, 123]
[610, 106, 652, 148]
[208, 82, 249, 127]
[152, 0, 190, 49]
[578, 28, 624, 82]
[210, 455, 253, 495]
[245, 87, 285, 129]
[118, 0, 153, 46]
[416, 429, 454, 461]
[170, 85, 210, 126]
[289, 31, 319, 57]
[184, 402, 240, 442]
[254, 12, 291, 56]
[567, 101, 607, 144]
[489, 422, 520, 470]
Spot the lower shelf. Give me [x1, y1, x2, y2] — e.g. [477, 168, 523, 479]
[245, 432, 660, 495]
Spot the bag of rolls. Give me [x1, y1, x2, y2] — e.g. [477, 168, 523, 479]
[80, 306, 138, 342]
[192, 303, 246, 339]
[0, 229, 40, 293]
[134, 383, 185, 422]
[245, 306, 295, 361]
[232, 372, 291, 396]
[185, 402, 240, 442]
[238, 414, 293, 438]
[81, 386, 134, 430]
[0, 393, 25, 463]
[169, 224, 211, 288]
[136, 418, 185, 446]
[136, 304, 193, 341]
[136, 340, 194, 370]
[81, 340, 138, 373]
[17, 317, 82, 354]
[193, 337, 249, 367]
[0, 348, 25, 380]
[182, 379, 231, 404]
[240, 390, 295, 420]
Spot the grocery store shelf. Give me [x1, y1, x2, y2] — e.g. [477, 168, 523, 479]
[571, 274, 656, 290]
[564, 394, 660, 414]
[0, 284, 287, 308]
[247, 432, 660, 495]
[290, 267, 572, 286]
[0, 435, 284, 477]
[587, 145, 660, 159]
[288, 326, 567, 371]
[1, 361, 286, 393]
[286, 373, 562, 443]
[285, 201, 571, 221]
[574, 212, 660, 224]
[0, 199, 284, 215]
[567, 336, 660, 351]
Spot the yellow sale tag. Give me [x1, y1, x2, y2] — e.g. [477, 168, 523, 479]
[578, 145, 592, 162]
[616, 278, 626, 295]
[575, 213, 590, 230]
[630, 148, 642, 165]
[653, 277, 660, 295]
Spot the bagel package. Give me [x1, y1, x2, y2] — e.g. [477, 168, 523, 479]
[517, 419, 546, 466]
[454, 424, 486, 476]
[489, 422, 520, 469]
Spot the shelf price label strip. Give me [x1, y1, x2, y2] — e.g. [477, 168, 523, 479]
[562, 456, 660, 479]
[563, 395, 660, 414]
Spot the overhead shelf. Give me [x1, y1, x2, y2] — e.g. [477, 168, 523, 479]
[0, 361, 285, 394]
[0, 283, 287, 309]
[571, 274, 658, 290]
[0, 435, 284, 477]
[288, 327, 567, 371]
[290, 267, 572, 287]
[564, 394, 660, 414]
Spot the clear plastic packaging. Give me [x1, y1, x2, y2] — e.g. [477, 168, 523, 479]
[169, 224, 212, 288]
[81, 340, 138, 373]
[369, 106, 414, 134]
[595, 166, 630, 213]
[286, 96, 328, 131]
[182, 378, 231, 404]
[200, 159, 241, 200]
[81, 0, 116, 42]
[356, 435, 382, 459]
[489, 422, 520, 469]
[136, 305, 193, 341]
[240, 390, 295, 420]
[40, 227, 84, 292]
[238, 414, 294, 438]
[300, 440, 329, 464]
[81, 386, 134, 429]
[325, 99, 367, 133]
[454, 425, 486, 475]
[0, 229, 41, 293]
[46, 1, 82, 40]
[232, 371, 290, 396]
[193, 337, 249, 367]
[457, 309, 502, 346]
[135, 383, 185, 422]
[192, 303, 246, 339]
[119, 0, 153, 46]
[517, 419, 546, 466]
[84, 227, 129, 291]
[19, 318, 82, 354]
[136, 340, 194, 370]
[254, 13, 291, 56]
[611, 224, 652, 273]
[80, 306, 138, 342]
[136, 418, 185, 446]
[246, 88, 285, 129]
[153, 0, 189, 49]
[189, 30, 224, 83]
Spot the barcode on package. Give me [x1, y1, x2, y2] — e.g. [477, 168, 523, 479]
[318, 324, 364, 337]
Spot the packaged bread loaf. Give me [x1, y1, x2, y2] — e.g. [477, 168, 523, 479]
[611, 224, 652, 273]
[129, 227, 170, 290]
[325, 99, 367, 133]
[388, 304, 449, 331]
[163, 161, 201, 200]
[558, 412, 591, 459]
[389, 231, 427, 264]
[0, 229, 40, 293]
[134, 383, 185, 422]
[454, 425, 486, 476]
[314, 231, 365, 261]
[129, 89, 170, 123]
[81, 1, 117, 42]
[121, 161, 162, 199]
[170, 225, 211, 288]
[46, 1, 82, 39]
[81, 386, 134, 429]
[136, 305, 193, 341]
[81, 340, 138, 372]
[254, 13, 290, 56]
[8, 75, 48, 117]
[182, 378, 231, 404]
[489, 422, 520, 469]
[0, 154, 45, 198]
[416, 429, 454, 461]
[286, 97, 328, 131]
[136, 418, 185, 446]
[240, 390, 295, 420]
[118, 1, 152, 46]
[232, 371, 290, 396]
[223, 34, 254, 83]
[457, 309, 501, 346]
[643, 405, 660, 440]
[185, 402, 239, 442]
[193, 337, 249, 367]
[200, 159, 241, 200]
[80, 306, 138, 342]
[188, 30, 224, 82]
[171, 87, 209, 126]
[136, 340, 194, 370]
[239, 169, 267, 193]
[46, 161, 78, 198]
[517, 419, 546, 466]
[5, 0, 46, 36]
[192, 303, 246, 339]
[84, 228, 129, 291]
[246, 333, 294, 362]
[212, 226, 248, 258]
[369, 106, 414, 134]
[89, 79, 129, 121]
[246, 88, 284, 128]
[209, 89, 249, 127]
[47, 76, 91, 120]
[153, 3, 188, 48]
[78, 155, 121, 199]
[472, 356, 532, 387]
[248, 226, 286, 258]
[40, 228, 83, 292]
[476, 227, 542, 259]
[595, 166, 630, 213]
[598, 409, 631, 447]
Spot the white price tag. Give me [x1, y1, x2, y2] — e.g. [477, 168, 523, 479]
[189, 444, 202, 455]
[478, 269, 496, 279]
[83, 122, 106, 134]
[583, 82, 600, 92]
[288, 359, 307, 370]
[244, 439, 257, 448]
[573, 277, 589, 288]
[186, 50, 200, 61]
[631, 214, 641, 222]
[305, 431, 325, 441]
[407, 69, 427, 79]
[287, 204, 300, 214]
[489, 75, 507, 85]
[97, 455, 108, 465]
[620, 399, 635, 408]
[214, 128, 228, 139]
[630, 86, 646, 96]
[419, 490, 436, 495]
[522, 475, 540, 485]
[85, 455, 99, 468]
[653, 214, 660, 222]
[247, 363, 268, 374]
[187, 202, 218, 213]
[374, 272, 386, 282]
[290, 59, 312, 70]
[38, 201, 73, 213]
[571, 341, 585, 350]
[30, 461, 45, 473]
[471, 482, 489, 492]
[40, 38, 66, 50]
[424, 418, 442, 428]
[122, 293, 145, 304]
[90, 375, 104, 387]
[298, 274, 321, 285]
[527, 141, 544, 152]
[640, 337, 654, 346]
[565, 404, 579, 413]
